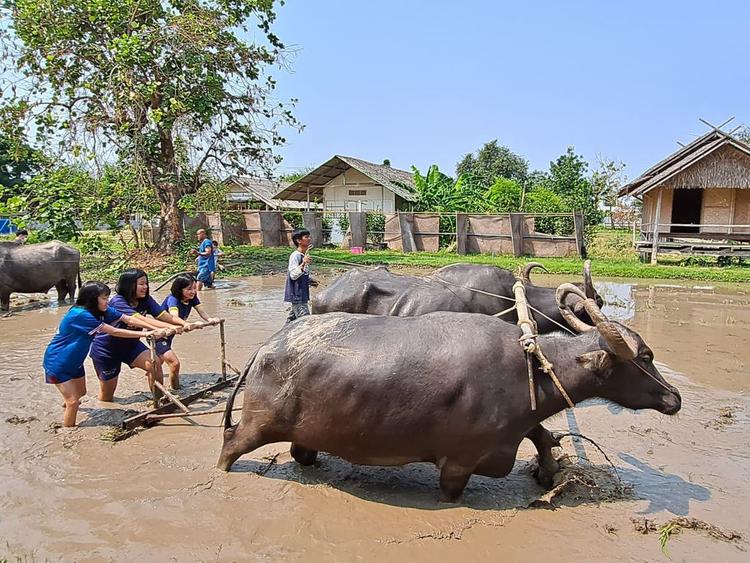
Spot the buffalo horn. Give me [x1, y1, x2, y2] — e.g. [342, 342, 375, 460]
[521, 262, 548, 284]
[556, 283, 595, 333]
[598, 322, 638, 360]
[583, 259, 596, 299]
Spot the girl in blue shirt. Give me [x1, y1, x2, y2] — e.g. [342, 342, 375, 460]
[157, 273, 220, 389]
[43, 281, 158, 427]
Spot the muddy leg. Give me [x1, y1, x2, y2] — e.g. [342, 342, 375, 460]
[0, 290, 9, 312]
[526, 424, 561, 488]
[290, 443, 318, 466]
[217, 424, 267, 471]
[438, 462, 472, 502]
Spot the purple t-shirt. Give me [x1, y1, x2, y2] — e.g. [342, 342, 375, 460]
[90, 294, 165, 356]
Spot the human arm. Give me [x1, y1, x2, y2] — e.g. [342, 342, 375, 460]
[97, 325, 159, 339]
[288, 252, 311, 280]
[193, 303, 220, 325]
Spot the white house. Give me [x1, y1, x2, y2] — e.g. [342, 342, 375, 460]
[273, 155, 417, 212]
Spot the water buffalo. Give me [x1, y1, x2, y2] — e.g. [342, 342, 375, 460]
[218, 285, 681, 501]
[312, 261, 602, 334]
[0, 241, 81, 311]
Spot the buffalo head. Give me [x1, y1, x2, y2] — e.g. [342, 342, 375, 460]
[556, 283, 681, 415]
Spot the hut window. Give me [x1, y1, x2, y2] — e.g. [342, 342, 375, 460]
[348, 189, 367, 196]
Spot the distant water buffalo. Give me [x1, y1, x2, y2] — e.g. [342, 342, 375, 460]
[312, 261, 602, 334]
[218, 285, 681, 501]
[0, 241, 81, 311]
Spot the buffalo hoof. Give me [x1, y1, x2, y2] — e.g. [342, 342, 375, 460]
[290, 443, 318, 466]
[532, 457, 560, 490]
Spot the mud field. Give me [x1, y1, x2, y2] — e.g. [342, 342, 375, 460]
[1, 271, 748, 561]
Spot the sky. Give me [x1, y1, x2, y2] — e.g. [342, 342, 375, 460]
[267, 0, 750, 181]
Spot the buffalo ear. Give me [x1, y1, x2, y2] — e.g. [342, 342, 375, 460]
[576, 350, 611, 373]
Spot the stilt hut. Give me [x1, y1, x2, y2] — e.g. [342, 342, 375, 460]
[620, 127, 750, 262]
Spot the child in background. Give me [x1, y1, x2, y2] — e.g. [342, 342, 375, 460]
[190, 229, 214, 290]
[210, 240, 224, 283]
[157, 273, 220, 389]
[284, 228, 313, 323]
[43, 281, 159, 427]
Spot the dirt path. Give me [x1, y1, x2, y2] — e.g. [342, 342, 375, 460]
[1, 273, 748, 561]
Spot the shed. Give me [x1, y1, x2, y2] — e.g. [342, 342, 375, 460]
[273, 155, 417, 212]
[619, 127, 750, 260]
[224, 176, 318, 210]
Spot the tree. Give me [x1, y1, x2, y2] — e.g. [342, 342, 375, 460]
[547, 147, 602, 228]
[1, 0, 300, 250]
[485, 177, 522, 212]
[455, 140, 528, 187]
[591, 156, 626, 228]
[0, 165, 98, 240]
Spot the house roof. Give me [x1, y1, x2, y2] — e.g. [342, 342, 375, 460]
[224, 176, 319, 210]
[619, 128, 750, 198]
[273, 155, 417, 202]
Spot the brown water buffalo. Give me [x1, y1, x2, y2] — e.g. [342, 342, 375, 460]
[218, 285, 681, 501]
[0, 241, 80, 311]
[312, 261, 602, 334]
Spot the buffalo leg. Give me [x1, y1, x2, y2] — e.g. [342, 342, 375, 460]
[217, 423, 267, 471]
[290, 443, 318, 466]
[438, 462, 473, 502]
[526, 424, 561, 488]
[0, 290, 9, 312]
[65, 276, 77, 303]
[55, 281, 68, 303]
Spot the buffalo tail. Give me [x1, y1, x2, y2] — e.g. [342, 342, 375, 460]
[223, 349, 260, 430]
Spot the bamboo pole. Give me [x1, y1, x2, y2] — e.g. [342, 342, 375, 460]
[220, 320, 227, 381]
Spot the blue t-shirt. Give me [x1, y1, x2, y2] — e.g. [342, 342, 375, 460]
[43, 306, 122, 378]
[197, 239, 213, 270]
[91, 294, 165, 353]
[161, 294, 200, 321]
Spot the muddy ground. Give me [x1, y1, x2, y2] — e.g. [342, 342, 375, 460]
[1, 270, 748, 561]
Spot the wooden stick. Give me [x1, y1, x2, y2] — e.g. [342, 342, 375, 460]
[145, 407, 243, 421]
[148, 337, 162, 409]
[219, 320, 227, 381]
[153, 380, 191, 414]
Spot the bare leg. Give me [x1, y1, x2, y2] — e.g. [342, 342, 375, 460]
[131, 350, 164, 393]
[56, 377, 87, 427]
[97, 374, 118, 402]
[161, 350, 181, 390]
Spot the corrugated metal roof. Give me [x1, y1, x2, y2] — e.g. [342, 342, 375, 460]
[224, 176, 320, 210]
[273, 155, 417, 202]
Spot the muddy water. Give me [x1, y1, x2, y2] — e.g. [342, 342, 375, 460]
[1, 273, 748, 561]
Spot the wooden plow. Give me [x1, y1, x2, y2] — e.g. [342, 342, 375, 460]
[122, 320, 243, 430]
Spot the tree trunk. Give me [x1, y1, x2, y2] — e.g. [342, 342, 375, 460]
[156, 190, 185, 251]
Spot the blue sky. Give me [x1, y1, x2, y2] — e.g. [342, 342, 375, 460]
[269, 0, 750, 181]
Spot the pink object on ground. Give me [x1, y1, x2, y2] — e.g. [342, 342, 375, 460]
[350, 247, 363, 254]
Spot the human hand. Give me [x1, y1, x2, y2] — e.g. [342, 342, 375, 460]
[208, 317, 222, 325]
[190, 249, 198, 256]
[190, 321, 205, 330]
[302, 255, 312, 266]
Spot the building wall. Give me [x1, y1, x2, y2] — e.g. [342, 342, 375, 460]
[642, 188, 673, 229]
[700, 189, 733, 232]
[322, 168, 396, 212]
[732, 190, 750, 233]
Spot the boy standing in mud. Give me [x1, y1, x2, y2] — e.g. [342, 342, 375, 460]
[190, 229, 213, 290]
[285, 228, 313, 323]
